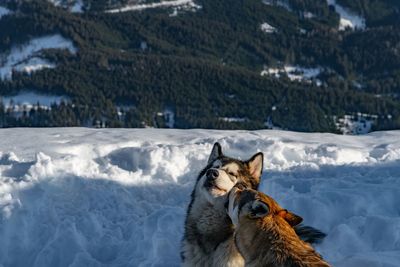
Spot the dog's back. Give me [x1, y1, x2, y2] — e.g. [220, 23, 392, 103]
[228, 187, 331, 267]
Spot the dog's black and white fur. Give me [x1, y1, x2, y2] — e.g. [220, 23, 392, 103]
[181, 143, 325, 266]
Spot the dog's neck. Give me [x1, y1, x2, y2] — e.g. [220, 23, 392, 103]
[188, 192, 234, 249]
[235, 217, 330, 267]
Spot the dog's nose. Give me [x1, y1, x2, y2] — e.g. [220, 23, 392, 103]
[206, 169, 219, 179]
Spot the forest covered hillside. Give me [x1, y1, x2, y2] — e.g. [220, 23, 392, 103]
[1, 0, 400, 133]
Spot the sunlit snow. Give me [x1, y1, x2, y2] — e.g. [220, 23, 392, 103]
[0, 128, 399, 266]
[48, 0, 84, 13]
[261, 65, 322, 85]
[260, 22, 277, 33]
[262, 0, 291, 11]
[326, 0, 365, 31]
[0, 34, 77, 80]
[106, 0, 201, 14]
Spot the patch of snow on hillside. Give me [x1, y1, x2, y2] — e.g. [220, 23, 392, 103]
[326, 0, 365, 31]
[0, 128, 400, 266]
[261, 65, 322, 85]
[48, 0, 84, 13]
[0, 6, 11, 19]
[70, 0, 84, 13]
[219, 117, 248, 123]
[0, 34, 77, 80]
[106, 0, 201, 14]
[2, 92, 68, 110]
[260, 22, 277, 33]
[335, 113, 378, 135]
[12, 57, 56, 75]
[303, 11, 315, 19]
[262, 0, 291, 11]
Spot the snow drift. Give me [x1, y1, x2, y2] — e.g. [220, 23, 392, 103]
[0, 128, 399, 266]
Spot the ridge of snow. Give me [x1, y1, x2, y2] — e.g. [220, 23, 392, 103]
[0, 34, 77, 80]
[0, 128, 399, 266]
[106, 0, 201, 13]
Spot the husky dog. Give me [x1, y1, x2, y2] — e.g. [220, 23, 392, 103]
[227, 185, 331, 267]
[181, 143, 326, 266]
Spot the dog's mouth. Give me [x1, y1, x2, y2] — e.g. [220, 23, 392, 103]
[204, 179, 227, 193]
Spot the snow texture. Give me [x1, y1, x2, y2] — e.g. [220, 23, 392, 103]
[0, 128, 400, 266]
[0, 34, 77, 80]
[326, 0, 366, 31]
[106, 0, 201, 14]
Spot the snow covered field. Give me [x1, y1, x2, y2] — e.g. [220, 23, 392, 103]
[0, 128, 399, 266]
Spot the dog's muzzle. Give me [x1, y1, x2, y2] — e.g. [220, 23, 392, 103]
[204, 169, 220, 189]
[206, 169, 219, 179]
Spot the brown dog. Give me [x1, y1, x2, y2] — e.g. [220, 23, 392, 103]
[227, 186, 331, 267]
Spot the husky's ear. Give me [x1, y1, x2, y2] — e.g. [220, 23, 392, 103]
[249, 200, 269, 218]
[246, 152, 263, 182]
[278, 209, 303, 226]
[208, 142, 223, 164]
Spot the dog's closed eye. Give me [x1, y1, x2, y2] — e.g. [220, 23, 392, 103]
[250, 200, 269, 218]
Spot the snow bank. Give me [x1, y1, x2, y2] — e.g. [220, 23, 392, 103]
[0, 34, 77, 80]
[326, 0, 365, 31]
[106, 0, 201, 14]
[0, 128, 400, 266]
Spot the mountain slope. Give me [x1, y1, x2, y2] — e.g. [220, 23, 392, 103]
[1, 0, 400, 132]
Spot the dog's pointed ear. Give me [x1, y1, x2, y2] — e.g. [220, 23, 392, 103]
[246, 152, 263, 182]
[250, 200, 269, 218]
[208, 142, 223, 164]
[278, 209, 303, 227]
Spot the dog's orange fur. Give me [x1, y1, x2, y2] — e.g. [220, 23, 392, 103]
[229, 188, 330, 267]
